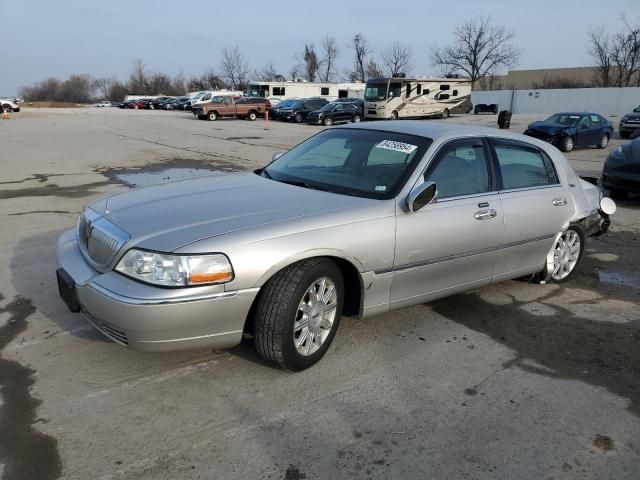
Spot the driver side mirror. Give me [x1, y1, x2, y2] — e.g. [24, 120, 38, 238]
[272, 151, 285, 161]
[407, 182, 438, 212]
[388, 92, 395, 99]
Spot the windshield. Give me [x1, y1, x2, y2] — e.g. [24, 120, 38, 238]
[544, 114, 581, 127]
[634, 106, 640, 113]
[275, 99, 296, 108]
[364, 82, 388, 101]
[263, 128, 432, 200]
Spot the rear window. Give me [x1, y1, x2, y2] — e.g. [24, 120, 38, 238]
[493, 140, 560, 190]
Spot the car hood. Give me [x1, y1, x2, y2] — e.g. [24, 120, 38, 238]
[623, 113, 640, 120]
[527, 121, 571, 133]
[88, 172, 372, 252]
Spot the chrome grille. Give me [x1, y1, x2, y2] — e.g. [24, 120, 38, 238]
[78, 209, 130, 269]
[84, 310, 129, 345]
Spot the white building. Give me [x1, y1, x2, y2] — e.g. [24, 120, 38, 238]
[246, 81, 365, 101]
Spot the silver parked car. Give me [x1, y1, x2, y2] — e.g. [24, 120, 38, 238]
[57, 122, 615, 370]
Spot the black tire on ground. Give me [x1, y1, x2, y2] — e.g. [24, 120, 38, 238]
[253, 258, 344, 371]
[295, 113, 303, 123]
[390, 110, 398, 120]
[208, 111, 217, 121]
[474, 108, 479, 115]
[323, 116, 333, 126]
[597, 134, 609, 149]
[352, 114, 361, 123]
[619, 131, 630, 139]
[441, 108, 450, 119]
[2, 104, 10, 112]
[247, 111, 257, 121]
[560, 136, 574, 152]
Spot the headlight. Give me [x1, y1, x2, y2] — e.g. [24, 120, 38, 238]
[115, 249, 233, 287]
[621, 116, 628, 123]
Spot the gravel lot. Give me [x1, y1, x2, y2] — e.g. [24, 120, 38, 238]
[1, 107, 639, 480]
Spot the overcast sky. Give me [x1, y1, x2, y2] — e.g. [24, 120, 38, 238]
[1, 0, 638, 96]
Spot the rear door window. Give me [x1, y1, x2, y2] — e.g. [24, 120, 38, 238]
[493, 140, 559, 190]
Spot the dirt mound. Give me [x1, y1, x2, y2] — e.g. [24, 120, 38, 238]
[21, 101, 84, 108]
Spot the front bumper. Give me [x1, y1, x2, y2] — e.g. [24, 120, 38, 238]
[56, 229, 258, 352]
[620, 122, 640, 133]
[581, 210, 611, 237]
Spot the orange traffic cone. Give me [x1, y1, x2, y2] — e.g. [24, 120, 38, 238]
[2, 110, 8, 120]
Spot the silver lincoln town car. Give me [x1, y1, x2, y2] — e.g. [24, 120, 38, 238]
[57, 121, 616, 370]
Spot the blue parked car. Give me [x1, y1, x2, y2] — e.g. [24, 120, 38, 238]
[524, 112, 613, 152]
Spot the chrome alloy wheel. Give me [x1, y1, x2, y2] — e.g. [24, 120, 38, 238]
[552, 230, 581, 281]
[293, 277, 338, 356]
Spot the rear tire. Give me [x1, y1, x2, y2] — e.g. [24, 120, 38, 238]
[247, 111, 257, 121]
[390, 110, 398, 120]
[597, 134, 609, 149]
[253, 258, 344, 371]
[441, 108, 450, 119]
[352, 114, 361, 123]
[323, 116, 333, 126]
[550, 225, 585, 283]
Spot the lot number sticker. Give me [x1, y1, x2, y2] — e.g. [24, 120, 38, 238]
[375, 140, 418, 154]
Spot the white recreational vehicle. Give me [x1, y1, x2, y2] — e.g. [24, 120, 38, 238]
[246, 81, 365, 101]
[364, 77, 472, 120]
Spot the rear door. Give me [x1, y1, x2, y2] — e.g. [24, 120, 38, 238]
[490, 138, 571, 281]
[391, 138, 504, 308]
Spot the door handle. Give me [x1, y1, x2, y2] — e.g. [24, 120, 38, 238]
[552, 197, 567, 206]
[474, 209, 497, 220]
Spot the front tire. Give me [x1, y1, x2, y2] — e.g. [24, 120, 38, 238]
[323, 116, 333, 126]
[254, 258, 344, 371]
[390, 110, 398, 120]
[208, 111, 217, 121]
[352, 114, 361, 123]
[441, 108, 450, 119]
[619, 131, 630, 139]
[247, 111, 257, 121]
[295, 113, 303, 123]
[560, 136, 574, 152]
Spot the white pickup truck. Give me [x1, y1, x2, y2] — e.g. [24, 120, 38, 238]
[1, 98, 20, 112]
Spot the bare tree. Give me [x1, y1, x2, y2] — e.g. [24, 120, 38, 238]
[128, 58, 149, 94]
[381, 42, 413, 77]
[611, 17, 640, 87]
[94, 76, 118, 99]
[108, 81, 129, 101]
[588, 26, 614, 87]
[319, 35, 340, 82]
[220, 45, 250, 90]
[352, 33, 372, 82]
[296, 44, 320, 82]
[365, 59, 384, 79]
[431, 16, 521, 86]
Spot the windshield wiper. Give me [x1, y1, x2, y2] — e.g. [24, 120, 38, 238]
[278, 179, 329, 192]
[259, 168, 272, 179]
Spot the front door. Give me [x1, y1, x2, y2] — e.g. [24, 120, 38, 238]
[390, 138, 504, 309]
[575, 115, 599, 147]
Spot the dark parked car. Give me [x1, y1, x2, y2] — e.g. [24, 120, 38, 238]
[306, 102, 361, 125]
[524, 112, 613, 152]
[619, 106, 640, 139]
[269, 99, 300, 120]
[278, 98, 329, 123]
[333, 97, 365, 116]
[601, 137, 640, 197]
[474, 103, 498, 114]
[148, 97, 173, 109]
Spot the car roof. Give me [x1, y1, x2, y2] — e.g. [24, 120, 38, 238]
[338, 120, 523, 141]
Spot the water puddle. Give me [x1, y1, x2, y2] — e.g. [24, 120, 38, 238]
[598, 271, 640, 289]
[111, 167, 224, 188]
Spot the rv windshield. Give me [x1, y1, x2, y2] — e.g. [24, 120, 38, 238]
[365, 82, 388, 101]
